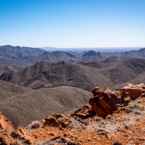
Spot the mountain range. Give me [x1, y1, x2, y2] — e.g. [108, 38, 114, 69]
[0, 45, 145, 125]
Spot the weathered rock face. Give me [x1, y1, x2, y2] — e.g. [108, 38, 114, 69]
[120, 83, 145, 100]
[89, 91, 118, 117]
[89, 83, 145, 118]
[71, 105, 92, 119]
[1, 83, 145, 145]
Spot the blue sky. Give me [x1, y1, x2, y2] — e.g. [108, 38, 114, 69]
[0, 0, 145, 48]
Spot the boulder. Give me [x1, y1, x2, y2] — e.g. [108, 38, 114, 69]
[120, 83, 145, 100]
[89, 84, 145, 117]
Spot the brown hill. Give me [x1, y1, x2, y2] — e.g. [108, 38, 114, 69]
[99, 57, 145, 85]
[0, 61, 112, 90]
[0, 81, 92, 125]
[1, 57, 145, 90]
[1, 50, 145, 92]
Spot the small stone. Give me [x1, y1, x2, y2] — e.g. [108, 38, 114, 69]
[113, 141, 122, 145]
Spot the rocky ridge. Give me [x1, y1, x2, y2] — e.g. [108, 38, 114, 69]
[1, 84, 145, 144]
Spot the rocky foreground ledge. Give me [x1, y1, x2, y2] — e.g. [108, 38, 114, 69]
[1, 84, 145, 145]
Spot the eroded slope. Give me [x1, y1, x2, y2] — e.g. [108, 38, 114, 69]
[1, 84, 145, 144]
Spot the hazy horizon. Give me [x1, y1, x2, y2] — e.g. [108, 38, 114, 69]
[0, 0, 145, 48]
[0, 44, 145, 50]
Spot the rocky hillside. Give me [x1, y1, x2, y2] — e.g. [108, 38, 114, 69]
[1, 46, 145, 90]
[1, 57, 145, 90]
[0, 45, 46, 66]
[0, 83, 145, 145]
[0, 61, 113, 90]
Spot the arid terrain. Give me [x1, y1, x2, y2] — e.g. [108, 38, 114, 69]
[1, 0, 144, 144]
[1, 83, 145, 145]
[1, 46, 145, 90]
[0, 46, 145, 144]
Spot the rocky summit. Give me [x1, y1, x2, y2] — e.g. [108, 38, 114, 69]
[0, 83, 145, 145]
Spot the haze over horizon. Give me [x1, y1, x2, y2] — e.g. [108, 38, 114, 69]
[0, 0, 145, 48]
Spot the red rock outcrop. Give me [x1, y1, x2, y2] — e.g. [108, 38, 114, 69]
[0, 113, 16, 144]
[120, 83, 145, 100]
[89, 90, 118, 117]
[0, 112, 15, 133]
[89, 83, 145, 118]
